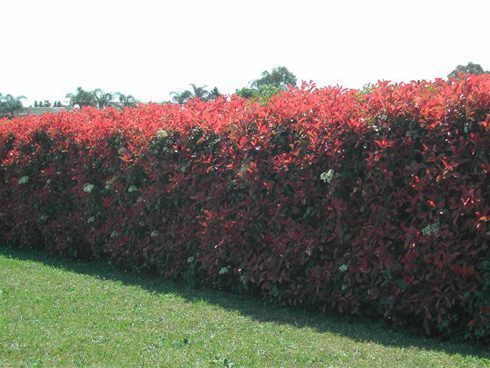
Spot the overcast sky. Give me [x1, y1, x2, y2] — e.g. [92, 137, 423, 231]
[1, 0, 489, 105]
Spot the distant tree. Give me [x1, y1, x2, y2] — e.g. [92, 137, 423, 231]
[236, 85, 282, 104]
[114, 92, 137, 107]
[189, 84, 209, 100]
[34, 100, 39, 107]
[236, 66, 297, 102]
[235, 87, 255, 99]
[44, 100, 52, 108]
[170, 90, 193, 104]
[171, 84, 221, 104]
[448, 62, 488, 79]
[67, 87, 138, 109]
[251, 66, 297, 88]
[0, 93, 25, 118]
[93, 89, 114, 109]
[207, 87, 222, 100]
[66, 87, 97, 108]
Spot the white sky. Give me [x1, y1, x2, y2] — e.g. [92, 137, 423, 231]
[1, 0, 489, 105]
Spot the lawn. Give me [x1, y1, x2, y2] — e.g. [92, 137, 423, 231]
[0, 248, 488, 368]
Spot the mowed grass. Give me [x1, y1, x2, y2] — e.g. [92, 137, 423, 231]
[0, 248, 488, 368]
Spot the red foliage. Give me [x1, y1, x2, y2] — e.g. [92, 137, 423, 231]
[1, 75, 489, 340]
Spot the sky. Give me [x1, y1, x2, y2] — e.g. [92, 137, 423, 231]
[1, 0, 489, 106]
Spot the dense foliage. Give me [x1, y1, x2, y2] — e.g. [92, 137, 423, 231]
[0, 75, 488, 340]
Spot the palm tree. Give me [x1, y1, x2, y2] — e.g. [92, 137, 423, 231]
[170, 84, 214, 104]
[66, 87, 97, 109]
[207, 87, 222, 100]
[189, 84, 209, 100]
[114, 92, 137, 108]
[170, 90, 193, 104]
[0, 94, 25, 118]
[93, 89, 114, 109]
[67, 88, 139, 109]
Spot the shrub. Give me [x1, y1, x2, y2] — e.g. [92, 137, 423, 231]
[1, 75, 489, 340]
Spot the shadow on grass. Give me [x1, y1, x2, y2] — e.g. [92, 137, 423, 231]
[1, 246, 488, 360]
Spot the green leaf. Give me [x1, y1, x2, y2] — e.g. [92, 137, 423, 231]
[219, 267, 229, 275]
[338, 264, 348, 272]
[83, 183, 95, 193]
[18, 176, 29, 185]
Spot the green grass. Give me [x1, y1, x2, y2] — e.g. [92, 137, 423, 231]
[0, 248, 488, 368]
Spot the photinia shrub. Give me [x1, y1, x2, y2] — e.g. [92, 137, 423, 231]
[0, 75, 489, 341]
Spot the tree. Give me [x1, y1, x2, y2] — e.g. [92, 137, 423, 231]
[251, 66, 297, 89]
[236, 85, 282, 104]
[448, 62, 488, 79]
[189, 84, 209, 100]
[0, 94, 25, 118]
[66, 87, 97, 108]
[93, 89, 114, 109]
[207, 87, 222, 100]
[66, 87, 136, 109]
[170, 90, 193, 104]
[236, 66, 297, 102]
[114, 92, 137, 107]
[235, 87, 255, 99]
[170, 84, 223, 104]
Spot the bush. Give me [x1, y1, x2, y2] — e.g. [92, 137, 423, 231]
[1, 75, 489, 340]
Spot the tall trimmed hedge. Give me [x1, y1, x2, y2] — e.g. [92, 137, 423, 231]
[1, 76, 489, 340]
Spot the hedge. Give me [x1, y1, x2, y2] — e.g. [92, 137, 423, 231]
[1, 75, 489, 340]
